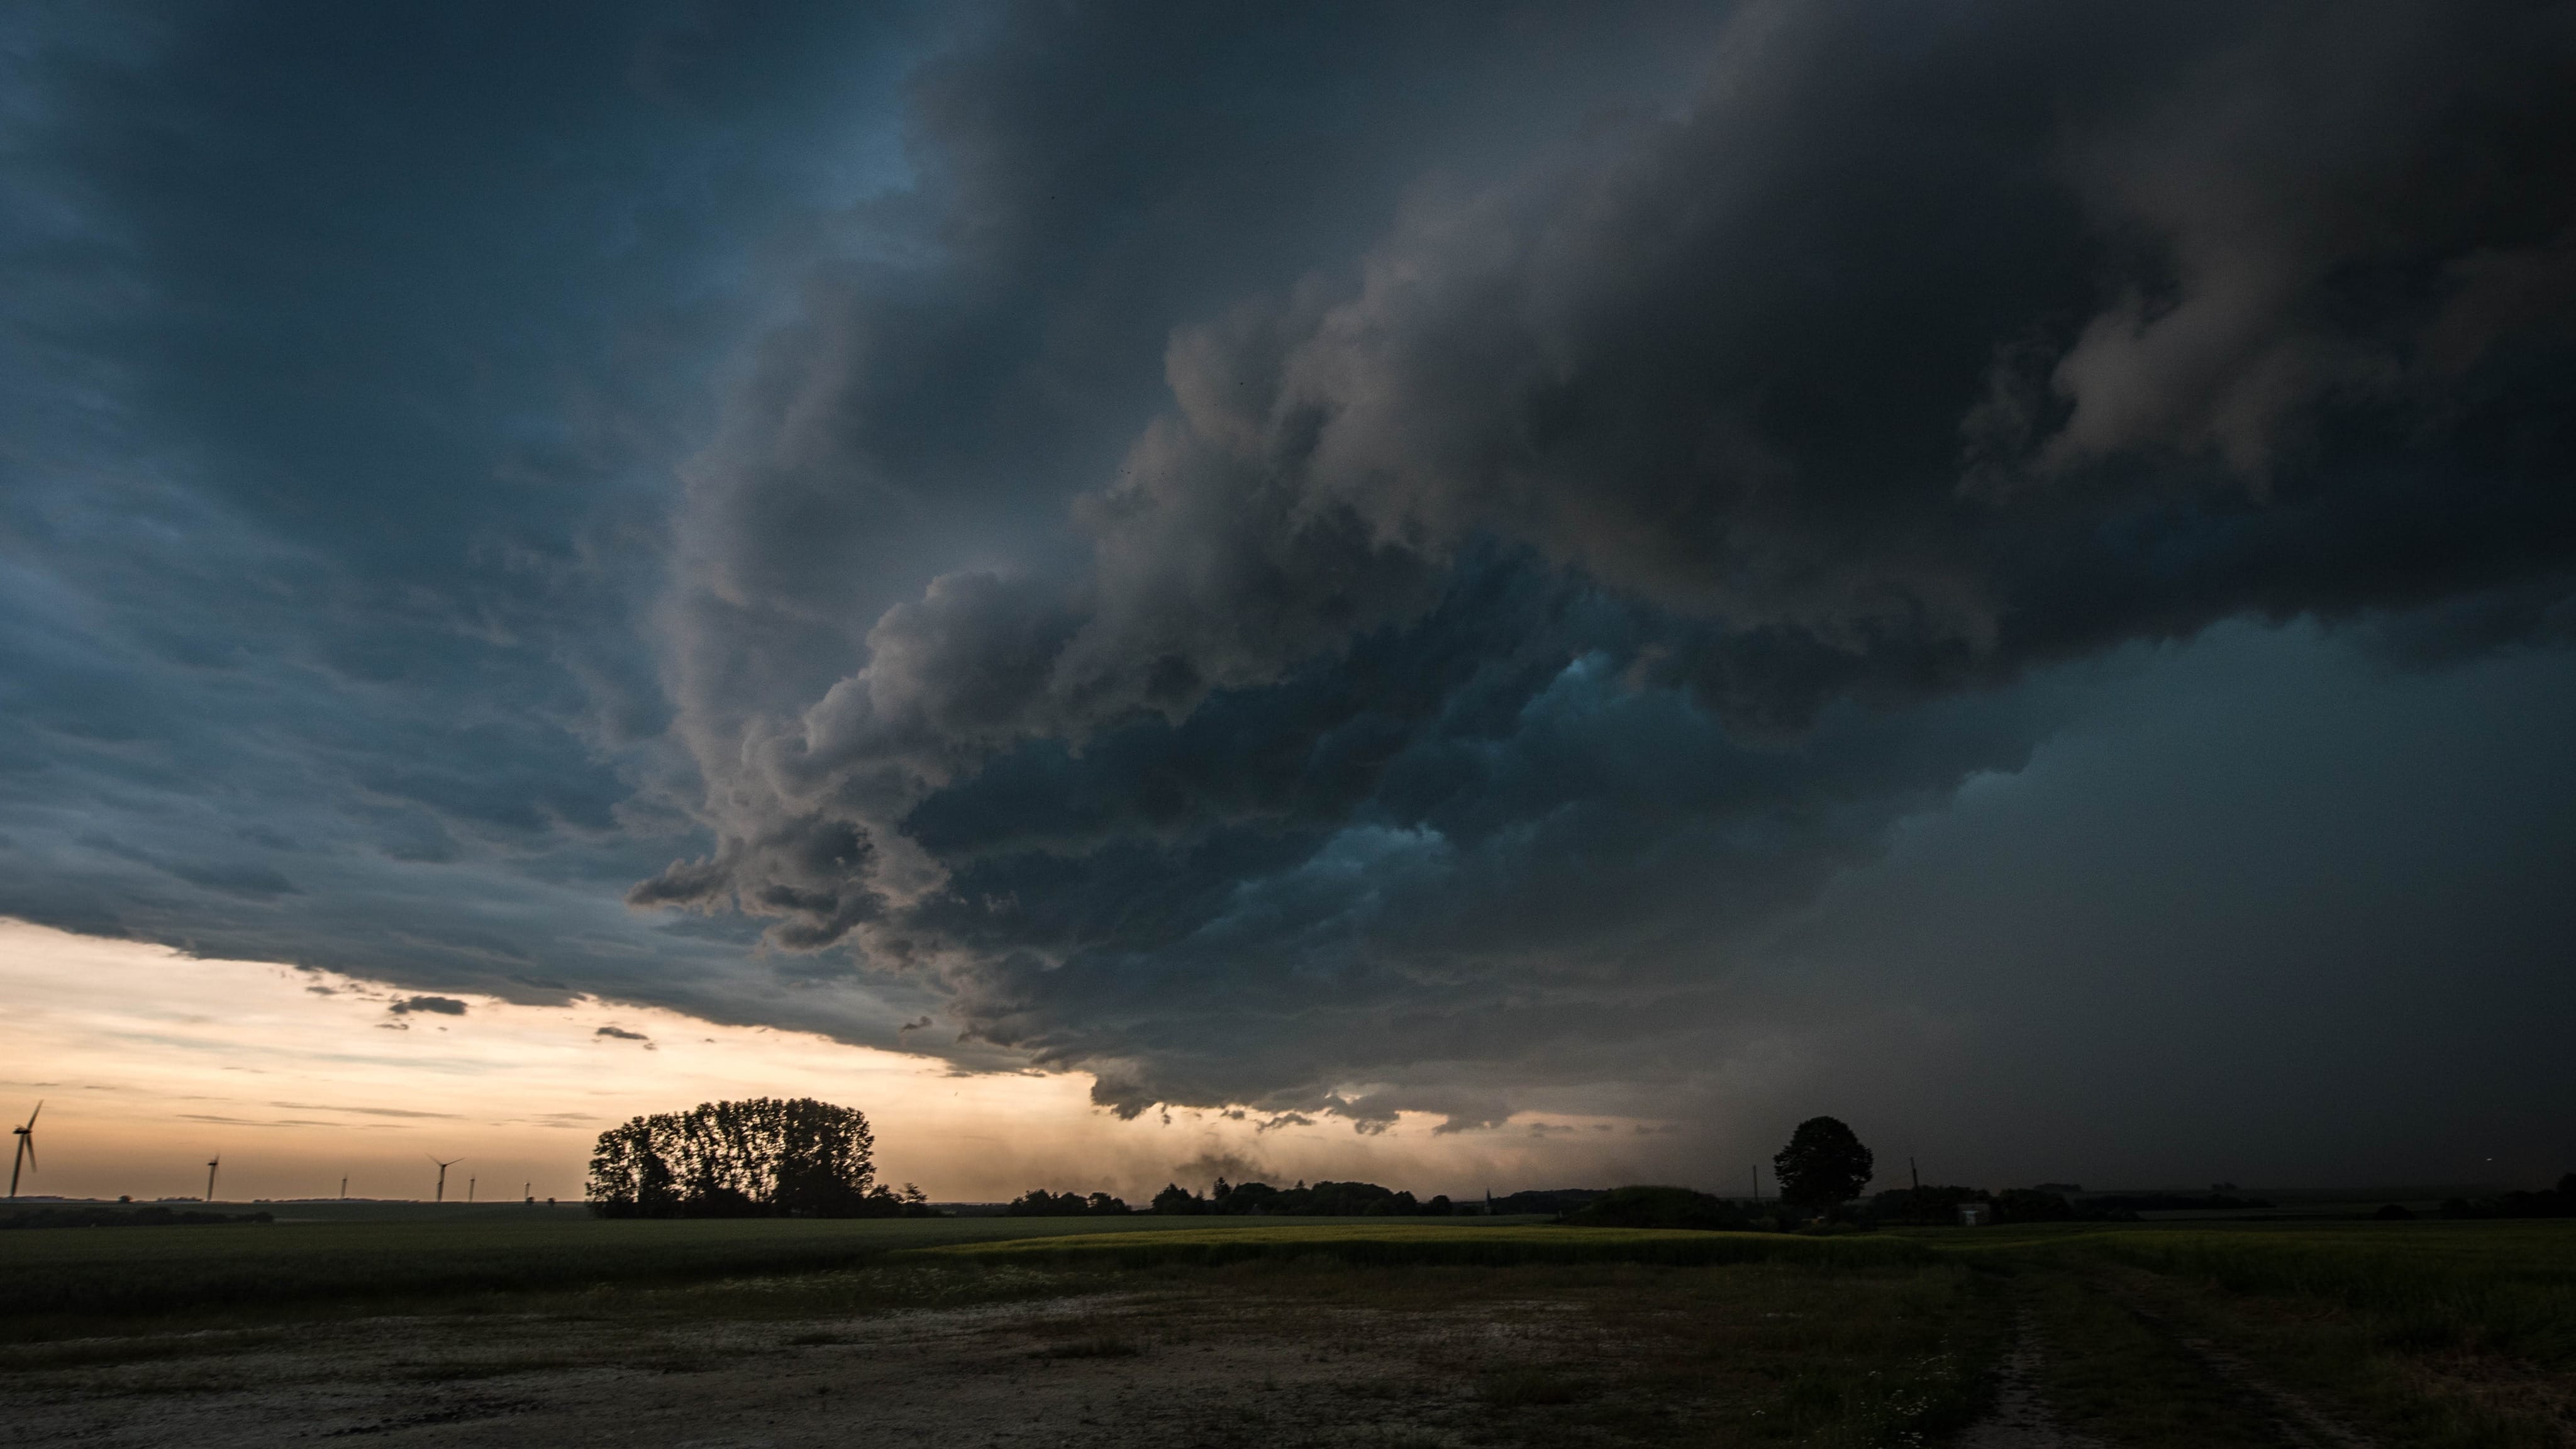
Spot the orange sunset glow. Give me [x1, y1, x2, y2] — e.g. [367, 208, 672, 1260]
[0, 918, 1657, 1205]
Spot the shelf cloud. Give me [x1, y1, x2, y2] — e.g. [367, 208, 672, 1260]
[4, 0, 2571, 1176]
[636, 0, 2576, 1118]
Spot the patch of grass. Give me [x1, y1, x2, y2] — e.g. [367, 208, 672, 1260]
[0, 1212, 1373, 1335]
[1350, 1433, 1450, 1449]
[1480, 1367, 1592, 1406]
[0, 1328, 285, 1373]
[1958, 1220, 2576, 1449]
[2024, 1268, 2280, 1448]
[1, 1234, 2009, 1449]
[911, 1222, 1928, 1271]
[2079, 1221, 2576, 1365]
[394, 1353, 586, 1382]
[1035, 1333, 1142, 1359]
[1219, 1257, 2001, 1448]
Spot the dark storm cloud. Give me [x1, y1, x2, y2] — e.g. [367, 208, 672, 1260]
[0, 0, 948, 1042]
[7, 1, 2573, 1151]
[388, 995, 468, 1017]
[641, 0, 2576, 1119]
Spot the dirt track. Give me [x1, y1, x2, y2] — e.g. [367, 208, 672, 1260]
[1954, 1311, 2107, 1449]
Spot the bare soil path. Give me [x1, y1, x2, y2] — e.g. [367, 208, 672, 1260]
[2116, 1299, 2380, 1449]
[1955, 1309, 2107, 1449]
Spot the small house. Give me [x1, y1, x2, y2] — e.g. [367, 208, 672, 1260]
[1957, 1202, 1991, 1226]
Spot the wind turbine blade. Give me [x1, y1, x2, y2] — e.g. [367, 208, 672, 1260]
[23, 1101, 38, 1129]
[19, 1141, 30, 1171]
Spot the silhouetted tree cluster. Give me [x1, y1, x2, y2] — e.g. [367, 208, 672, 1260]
[1485, 1189, 1601, 1216]
[1149, 1178, 1459, 1216]
[2077, 1191, 2271, 1213]
[1867, 1184, 2151, 1224]
[2440, 1174, 2576, 1219]
[586, 1097, 935, 1218]
[1560, 1185, 1748, 1230]
[1868, 1183, 1994, 1224]
[3, 1206, 272, 1230]
[1994, 1188, 2079, 1223]
[1007, 1187, 1131, 1216]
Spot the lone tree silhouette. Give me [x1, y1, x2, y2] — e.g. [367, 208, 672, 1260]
[1772, 1116, 1875, 1214]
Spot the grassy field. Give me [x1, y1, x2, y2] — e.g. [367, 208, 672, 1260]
[916, 1221, 1931, 1270]
[0, 1219, 1994, 1448]
[0, 1211, 1539, 1328]
[4, 1211, 2570, 1446]
[1902, 1218, 2576, 1448]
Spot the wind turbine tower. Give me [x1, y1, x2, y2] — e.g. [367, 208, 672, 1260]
[8, 1101, 38, 1199]
[206, 1154, 221, 1203]
[430, 1156, 460, 1204]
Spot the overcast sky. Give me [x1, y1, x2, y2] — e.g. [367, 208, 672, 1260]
[4, 0, 2571, 1193]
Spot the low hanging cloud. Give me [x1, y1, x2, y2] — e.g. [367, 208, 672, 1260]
[638, 0, 2576, 1122]
[387, 996, 469, 1018]
[273, 1102, 463, 1121]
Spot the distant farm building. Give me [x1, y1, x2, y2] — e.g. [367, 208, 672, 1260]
[1957, 1202, 1992, 1226]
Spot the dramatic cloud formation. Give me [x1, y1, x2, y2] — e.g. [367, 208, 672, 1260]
[636, 0, 2576, 1119]
[4, 0, 2572, 1178]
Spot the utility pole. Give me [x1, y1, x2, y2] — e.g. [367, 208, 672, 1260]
[340, 1175, 348, 1200]
[205, 1155, 219, 1202]
[1911, 1156, 1922, 1226]
[467, 1176, 475, 1203]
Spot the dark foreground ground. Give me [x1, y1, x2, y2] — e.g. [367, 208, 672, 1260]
[1, 1217, 2567, 1447]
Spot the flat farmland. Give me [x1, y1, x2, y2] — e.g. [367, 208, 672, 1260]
[0, 1211, 1545, 1326]
[2, 1214, 2570, 1446]
[917, 1220, 1929, 1269]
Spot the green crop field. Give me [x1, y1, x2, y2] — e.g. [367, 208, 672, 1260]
[0, 1211, 1549, 1327]
[914, 1219, 1930, 1270]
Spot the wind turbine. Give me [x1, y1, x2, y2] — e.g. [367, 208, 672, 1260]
[429, 1155, 461, 1204]
[205, 1154, 221, 1203]
[8, 1101, 37, 1199]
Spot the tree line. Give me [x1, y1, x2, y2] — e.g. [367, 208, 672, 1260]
[1006, 1116, 1887, 1224]
[2420, 1175, 2576, 1221]
[586, 1108, 1895, 1225]
[587, 1097, 933, 1218]
[599, 1104, 2564, 1230]
[1008, 1178, 1468, 1217]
